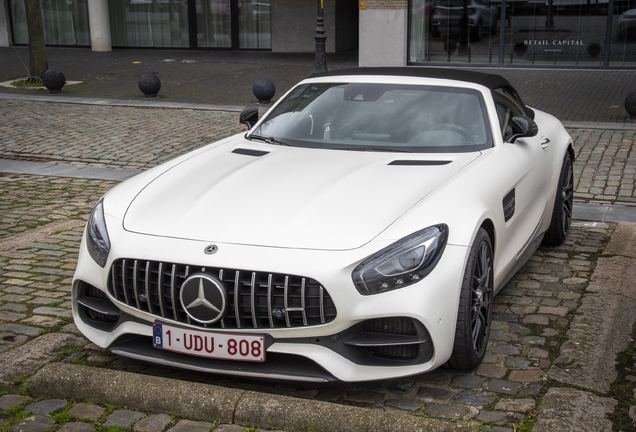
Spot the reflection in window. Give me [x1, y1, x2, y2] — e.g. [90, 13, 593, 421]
[409, 0, 500, 64]
[196, 0, 231, 47]
[10, 0, 90, 45]
[108, 0, 190, 47]
[239, 0, 271, 48]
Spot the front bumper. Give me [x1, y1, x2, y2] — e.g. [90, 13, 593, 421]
[72, 222, 469, 382]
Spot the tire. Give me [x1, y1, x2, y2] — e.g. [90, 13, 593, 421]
[447, 228, 494, 370]
[542, 152, 574, 246]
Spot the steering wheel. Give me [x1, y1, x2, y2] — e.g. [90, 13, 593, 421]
[429, 123, 473, 142]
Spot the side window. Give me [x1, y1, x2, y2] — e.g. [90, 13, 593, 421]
[493, 89, 524, 142]
[494, 88, 524, 117]
[495, 102, 514, 142]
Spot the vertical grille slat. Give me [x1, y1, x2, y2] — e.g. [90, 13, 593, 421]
[108, 259, 336, 330]
[320, 286, 325, 324]
[267, 274, 274, 328]
[132, 260, 141, 309]
[121, 259, 130, 305]
[157, 262, 166, 317]
[145, 261, 153, 314]
[250, 272, 257, 329]
[219, 269, 225, 329]
[234, 270, 241, 329]
[170, 265, 177, 321]
[284, 276, 290, 328]
[110, 266, 119, 301]
[301, 278, 307, 326]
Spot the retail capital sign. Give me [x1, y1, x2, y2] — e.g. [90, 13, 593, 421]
[523, 40, 584, 46]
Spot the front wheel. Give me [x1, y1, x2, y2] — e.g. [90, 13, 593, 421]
[447, 228, 494, 369]
[542, 152, 574, 246]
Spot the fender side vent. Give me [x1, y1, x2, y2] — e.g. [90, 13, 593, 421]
[389, 160, 451, 166]
[232, 148, 269, 157]
[503, 188, 516, 222]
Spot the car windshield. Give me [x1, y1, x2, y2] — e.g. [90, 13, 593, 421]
[249, 82, 492, 153]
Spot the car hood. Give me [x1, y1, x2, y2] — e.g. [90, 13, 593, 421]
[123, 140, 480, 250]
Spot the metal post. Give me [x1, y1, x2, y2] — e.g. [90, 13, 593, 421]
[313, 0, 328, 74]
[458, 0, 470, 57]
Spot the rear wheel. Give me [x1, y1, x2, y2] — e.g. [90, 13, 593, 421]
[447, 228, 493, 369]
[543, 152, 573, 246]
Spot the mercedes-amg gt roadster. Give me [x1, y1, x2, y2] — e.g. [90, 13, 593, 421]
[72, 68, 573, 382]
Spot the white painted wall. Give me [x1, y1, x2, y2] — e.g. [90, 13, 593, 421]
[359, 8, 407, 67]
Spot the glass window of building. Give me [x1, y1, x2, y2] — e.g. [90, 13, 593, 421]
[108, 0, 191, 47]
[9, 0, 90, 45]
[409, 0, 636, 66]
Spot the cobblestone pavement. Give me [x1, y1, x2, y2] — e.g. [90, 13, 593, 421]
[0, 172, 632, 431]
[1, 100, 636, 431]
[0, 100, 244, 170]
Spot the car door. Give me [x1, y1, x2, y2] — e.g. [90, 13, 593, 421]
[494, 89, 554, 257]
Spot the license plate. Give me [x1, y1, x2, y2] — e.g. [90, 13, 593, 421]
[152, 322, 265, 362]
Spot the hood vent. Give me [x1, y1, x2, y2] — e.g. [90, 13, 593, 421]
[232, 148, 269, 157]
[389, 160, 451, 166]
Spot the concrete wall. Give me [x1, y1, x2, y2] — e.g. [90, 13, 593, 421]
[271, 0, 336, 53]
[0, 0, 12, 47]
[358, 0, 408, 66]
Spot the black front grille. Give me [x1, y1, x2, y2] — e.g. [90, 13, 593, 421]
[107, 259, 337, 330]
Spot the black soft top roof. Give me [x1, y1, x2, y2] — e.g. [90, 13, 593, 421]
[313, 67, 512, 91]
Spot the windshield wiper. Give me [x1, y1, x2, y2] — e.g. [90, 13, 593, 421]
[247, 134, 291, 146]
[335, 146, 412, 153]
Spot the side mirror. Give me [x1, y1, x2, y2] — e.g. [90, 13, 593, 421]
[240, 106, 259, 130]
[507, 115, 538, 143]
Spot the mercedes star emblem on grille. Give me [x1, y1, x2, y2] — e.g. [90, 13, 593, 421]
[204, 244, 218, 255]
[179, 273, 227, 324]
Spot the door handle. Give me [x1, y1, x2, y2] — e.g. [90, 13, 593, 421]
[541, 138, 550, 149]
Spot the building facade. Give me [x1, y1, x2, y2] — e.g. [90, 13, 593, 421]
[1, 0, 636, 67]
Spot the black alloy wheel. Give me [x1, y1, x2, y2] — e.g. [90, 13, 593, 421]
[543, 151, 574, 246]
[448, 228, 493, 369]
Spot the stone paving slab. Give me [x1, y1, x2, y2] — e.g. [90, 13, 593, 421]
[587, 256, 636, 299]
[549, 293, 636, 393]
[68, 403, 105, 422]
[9, 414, 56, 432]
[0, 333, 85, 386]
[603, 222, 636, 258]
[103, 409, 144, 427]
[132, 413, 172, 432]
[23, 398, 68, 415]
[533, 388, 617, 432]
[57, 423, 95, 432]
[0, 394, 31, 410]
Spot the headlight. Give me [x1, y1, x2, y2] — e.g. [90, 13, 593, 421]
[352, 225, 448, 295]
[86, 199, 111, 268]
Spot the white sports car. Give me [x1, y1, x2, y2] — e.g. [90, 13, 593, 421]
[72, 68, 573, 382]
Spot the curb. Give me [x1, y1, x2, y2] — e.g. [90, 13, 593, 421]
[0, 93, 245, 113]
[30, 363, 478, 432]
